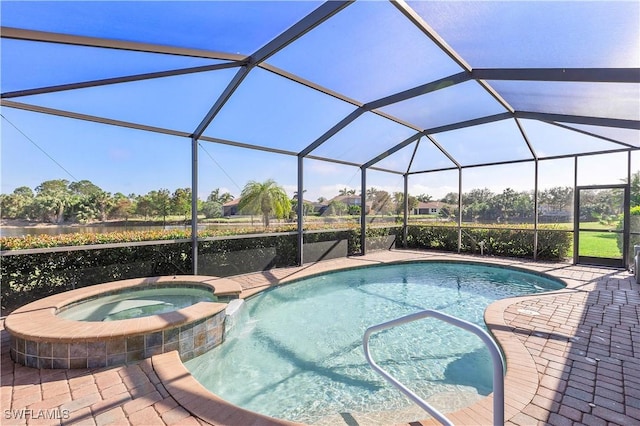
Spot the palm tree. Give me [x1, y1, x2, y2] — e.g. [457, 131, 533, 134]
[238, 179, 291, 227]
[366, 187, 378, 201]
[417, 193, 433, 202]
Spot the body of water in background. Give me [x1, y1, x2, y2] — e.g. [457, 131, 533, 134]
[0, 223, 251, 238]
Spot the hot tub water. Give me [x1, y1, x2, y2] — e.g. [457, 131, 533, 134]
[57, 286, 216, 322]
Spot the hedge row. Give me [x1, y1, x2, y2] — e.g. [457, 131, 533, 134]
[1, 242, 193, 315]
[1, 224, 570, 315]
[406, 224, 572, 260]
[0, 226, 297, 251]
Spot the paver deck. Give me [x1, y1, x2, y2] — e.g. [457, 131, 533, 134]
[1, 249, 639, 425]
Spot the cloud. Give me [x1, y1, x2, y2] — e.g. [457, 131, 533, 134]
[282, 184, 297, 197]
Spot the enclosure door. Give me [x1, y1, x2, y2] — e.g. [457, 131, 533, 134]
[574, 185, 628, 268]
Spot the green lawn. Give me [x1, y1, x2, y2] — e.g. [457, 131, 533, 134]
[578, 231, 622, 258]
[577, 220, 622, 258]
[539, 221, 622, 258]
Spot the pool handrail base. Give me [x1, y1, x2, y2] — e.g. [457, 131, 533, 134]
[363, 309, 505, 426]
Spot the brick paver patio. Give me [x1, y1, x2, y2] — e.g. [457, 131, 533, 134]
[1, 250, 639, 425]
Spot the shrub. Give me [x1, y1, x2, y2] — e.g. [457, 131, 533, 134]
[406, 224, 571, 260]
[406, 225, 458, 251]
[1, 242, 192, 315]
[623, 208, 640, 265]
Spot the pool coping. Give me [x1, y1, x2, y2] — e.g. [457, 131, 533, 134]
[151, 255, 581, 426]
[153, 351, 302, 426]
[4, 275, 241, 342]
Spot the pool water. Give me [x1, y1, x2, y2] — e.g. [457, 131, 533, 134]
[185, 262, 563, 424]
[57, 286, 216, 322]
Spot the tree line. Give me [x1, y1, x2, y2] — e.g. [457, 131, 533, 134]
[0, 179, 232, 225]
[1, 176, 633, 226]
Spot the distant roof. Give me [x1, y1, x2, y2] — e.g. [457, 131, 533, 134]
[329, 195, 361, 202]
[416, 201, 447, 209]
[223, 199, 239, 207]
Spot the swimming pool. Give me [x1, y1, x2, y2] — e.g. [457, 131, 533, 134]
[185, 261, 564, 425]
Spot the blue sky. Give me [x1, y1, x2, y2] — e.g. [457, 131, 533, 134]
[1, 1, 638, 202]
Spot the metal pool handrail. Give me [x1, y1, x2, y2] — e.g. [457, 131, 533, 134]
[363, 309, 505, 426]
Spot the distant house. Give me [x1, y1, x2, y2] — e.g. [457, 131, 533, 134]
[327, 195, 371, 213]
[222, 199, 240, 216]
[538, 206, 572, 223]
[413, 201, 445, 215]
[330, 195, 361, 206]
[296, 200, 328, 215]
[309, 201, 328, 214]
[292, 194, 327, 215]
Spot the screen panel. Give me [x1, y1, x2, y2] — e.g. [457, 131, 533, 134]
[461, 163, 535, 225]
[365, 170, 404, 227]
[521, 120, 629, 159]
[1, 107, 192, 208]
[408, 1, 640, 68]
[577, 152, 628, 187]
[0, 39, 228, 95]
[409, 139, 458, 173]
[537, 158, 575, 228]
[554, 123, 640, 149]
[408, 169, 460, 223]
[311, 112, 417, 165]
[380, 81, 507, 131]
[490, 81, 640, 121]
[303, 158, 361, 228]
[1, 1, 322, 55]
[431, 119, 533, 166]
[267, 0, 462, 103]
[197, 141, 297, 231]
[369, 140, 417, 174]
[203, 68, 356, 153]
[16, 69, 239, 132]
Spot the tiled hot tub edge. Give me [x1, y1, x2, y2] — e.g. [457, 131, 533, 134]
[5, 275, 241, 369]
[8, 307, 227, 369]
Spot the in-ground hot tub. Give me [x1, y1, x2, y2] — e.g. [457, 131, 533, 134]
[5, 275, 242, 369]
[58, 286, 219, 322]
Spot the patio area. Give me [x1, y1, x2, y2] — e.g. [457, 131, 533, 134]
[2, 250, 638, 426]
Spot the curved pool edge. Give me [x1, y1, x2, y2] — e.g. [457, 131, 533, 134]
[163, 256, 575, 426]
[152, 350, 303, 426]
[260, 256, 568, 294]
[421, 258, 580, 425]
[3, 251, 629, 425]
[151, 290, 550, 426]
